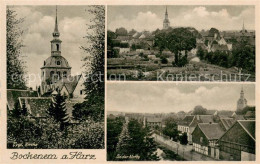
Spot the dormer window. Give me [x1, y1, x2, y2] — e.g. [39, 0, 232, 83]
[57, 61, 61, 65]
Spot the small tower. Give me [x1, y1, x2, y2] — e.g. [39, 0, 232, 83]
[163, 6, 170, 29]
[237, 86, 247, 112]
[51, 6, 62, 56]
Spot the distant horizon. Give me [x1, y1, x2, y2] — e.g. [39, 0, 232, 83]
[107, 83, 255, 113]
[108, 26, 255, 33]
[108, 5, 255, 32]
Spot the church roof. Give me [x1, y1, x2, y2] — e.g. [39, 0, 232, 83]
[55, 75, 82, 95]
[41, 56, 71, 69]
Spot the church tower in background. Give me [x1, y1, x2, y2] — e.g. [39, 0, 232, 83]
[163, 6, 170, 29]
[237, 86, 247, 112]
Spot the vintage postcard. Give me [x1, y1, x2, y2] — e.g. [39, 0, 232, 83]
[0, 0, 259, 164]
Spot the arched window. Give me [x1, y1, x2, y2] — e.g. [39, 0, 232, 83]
[50, 71, 54, 77]
[56, 44, 59, 51]
[44, 61, 46, 66]
[63, 71, 67, 78]
[57, 61, 61, 65]
[42, 71, 44, 77]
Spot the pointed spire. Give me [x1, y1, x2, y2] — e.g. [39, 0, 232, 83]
[165, 6, 168, 15]
[53, 5, 60, 37]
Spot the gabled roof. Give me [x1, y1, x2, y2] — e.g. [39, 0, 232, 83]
[198, 115, 214, 123]
[220, 118, 236, 131]
[55, 75, 82, 95]
[7, 89, 38, 110]
[19, 97, 52, 117]
[238, 120, 255, 140]
[178, 115, 195, 126]
[197, 123, 225, 140]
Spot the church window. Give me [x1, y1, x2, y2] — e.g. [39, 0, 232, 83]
[57, 61, 61, 65]
[63, 71, 67, 77]
[56, 44, 59, 51]
[42, 71, 44, 76]
[44, 61, 46, 66]
[80, 90, 83, 95]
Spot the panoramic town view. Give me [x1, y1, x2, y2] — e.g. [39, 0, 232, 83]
[7, 6, 105, 149]
[107, 83, 255, 161]
[107, 6, 255, 81]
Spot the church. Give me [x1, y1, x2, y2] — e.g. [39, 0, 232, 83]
[163, 6, 170, 29]
[237, 87, 247, 112]
[40, 7, 85, 101]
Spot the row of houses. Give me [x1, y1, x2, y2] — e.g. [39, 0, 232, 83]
[177, 113, 255, 161]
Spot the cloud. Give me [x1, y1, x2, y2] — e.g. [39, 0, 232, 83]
[109, 11, 162, 31]
[13, 6, 88, 88]
[109, 6, 254, 32]
[107, 84, 255, 113]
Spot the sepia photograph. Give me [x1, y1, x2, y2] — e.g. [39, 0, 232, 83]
[107, 83, 255, 161]
[6, 5, 105, 149]
[107, 6, 255, 82]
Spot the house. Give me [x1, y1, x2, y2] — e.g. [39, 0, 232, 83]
[54, 74, 85, 102]
[178, 115, 214, 143]
[145, 117, 162, 129]
[192, 123, 225, 159]
[217, 120, 255, 161]
[218, 118, 236, 131]
[244, 111, 255, 120]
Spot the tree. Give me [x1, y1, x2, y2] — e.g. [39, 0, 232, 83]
[116, 124, 132, 157]
[154, 27, 197, 67]
[179, 132, 188, 145]
[197, 46, 205, 60]
[162, 117, 179, 141]
[160, 56, 168, 64]
[21, 101, 28, 116]
[208, 27, 220, 38]
[7, 7, 27, 89]
[193, 105, 207, 115]
[115, 27, 128, 36]
[48, 93, 70, 130]
[127, 119, 159, 161]
[107, 117, 124, 160]
[77, 6, 105, 122]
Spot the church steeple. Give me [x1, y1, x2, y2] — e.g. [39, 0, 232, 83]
[163, 6, 170, 29]
[53, 6, 60, 37]
[51, 6, 62, 56]
[237, 85, 247, 112]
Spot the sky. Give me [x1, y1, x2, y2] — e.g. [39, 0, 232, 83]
[108, 5, 255, 32]
[10, 5, 95, 88]
[107, 83, 255, 113]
